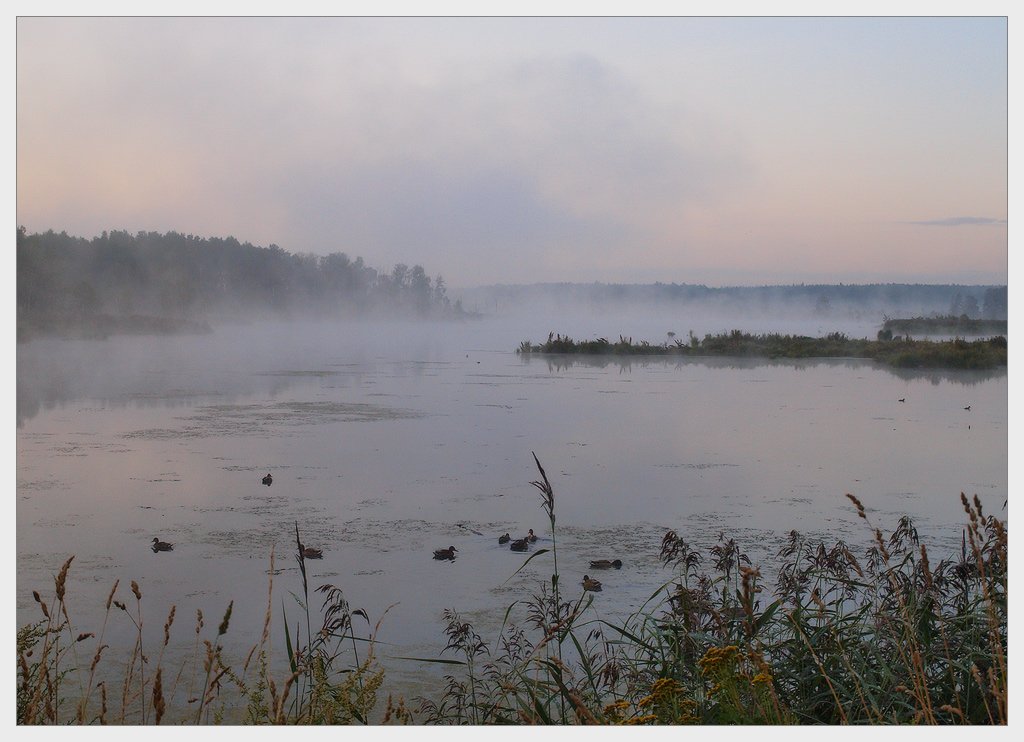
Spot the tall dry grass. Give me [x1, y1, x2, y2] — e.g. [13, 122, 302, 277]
[17, 527, 390, 725]
[416, 461, 1006, 725]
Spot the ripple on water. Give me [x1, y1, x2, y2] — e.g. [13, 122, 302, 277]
[18, 477, 69, 492]
[122, 400, 425, 439]
[654, 462, 740, 469]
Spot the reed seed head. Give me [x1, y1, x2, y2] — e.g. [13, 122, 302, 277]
[217, 601, 233, 637]
[164, 605, 176, 646]
[106, 580, 119, 611]
[874, 528, 890, 562]
[939, 704, 966, 721]
[153, 668, 166, 725]
[920, 544, 932, 590]
[530, 452, 555, 522]
[960, 492, 978, 525]
[89, 644, 108, 673]
[203, 639, 215, 672]
[55, 556, 74, 603]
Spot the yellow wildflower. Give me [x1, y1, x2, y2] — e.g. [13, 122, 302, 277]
[624, 714, 658, 725]
[698, 644, 740, 677]
[751, 672, 773, 686]
[602, 699, 631, 722]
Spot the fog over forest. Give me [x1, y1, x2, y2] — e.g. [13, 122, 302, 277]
[459, 281, 1008, 326]
[16, 227, 1008, 343]
[16, 228, 466, 340]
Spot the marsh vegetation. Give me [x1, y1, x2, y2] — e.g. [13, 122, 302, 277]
[881, 315, 1008, 337]
[518, 331, 1008, 370]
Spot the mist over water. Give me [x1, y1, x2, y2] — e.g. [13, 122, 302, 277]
[16, 310, 1007, 704]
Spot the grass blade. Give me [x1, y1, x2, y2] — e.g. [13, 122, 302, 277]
[502, 548, 551, 584]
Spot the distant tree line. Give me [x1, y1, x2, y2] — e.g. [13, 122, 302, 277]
[466, 281, 1008, 320]
[948, 288, 1007, 320]
[17, 228, 468, 339]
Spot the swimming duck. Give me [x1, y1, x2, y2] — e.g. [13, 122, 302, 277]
[433, 546, 458, 560]
[589, 559, 623, 570]
[262, 473, 273, 486]
[509, 538, 529, 552]
[151, 537, 174, 552]
[301, 546, 323, 559]
[498, 533, 511, 544]
[582, 575, 603, 592]
[527, 529, 538, 543]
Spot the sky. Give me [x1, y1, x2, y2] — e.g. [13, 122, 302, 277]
[15, 14, 1009, 287]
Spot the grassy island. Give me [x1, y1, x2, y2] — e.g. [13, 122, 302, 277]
[517, 331, 1007, 370]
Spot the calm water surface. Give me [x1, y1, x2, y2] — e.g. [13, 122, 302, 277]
[16, 316, 1008, 709]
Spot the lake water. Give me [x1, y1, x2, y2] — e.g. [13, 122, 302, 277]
[15, 314, 1008, 715]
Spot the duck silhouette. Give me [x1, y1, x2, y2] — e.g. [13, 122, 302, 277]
[301, 546, 323, 559]
[509, 538, 529, 552]
[527, 529, 538, 543]
[589, 559, 623, 570]
[433, 546, 458, 561]
[498, 533, 511, 544]
[262, 473, 273, 486]
[582, 575, 603, 592]
[151, 537, 174, 552]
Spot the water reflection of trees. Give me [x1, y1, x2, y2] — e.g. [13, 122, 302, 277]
[524, 353, 1006, 385]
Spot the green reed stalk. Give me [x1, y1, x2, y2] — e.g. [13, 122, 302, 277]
[530, 452, 566, 721]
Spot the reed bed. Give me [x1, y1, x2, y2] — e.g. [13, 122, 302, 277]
[881, 315, 1007, 337]
[415, 464, 1006, 725]
[17, 525, 386, 725]
[17, 459, 1006, 725]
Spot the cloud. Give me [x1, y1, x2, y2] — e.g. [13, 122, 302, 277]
[256, 53, 747, 282]
[905, 216, 1007, 227]
[276, 159, 630, 267]
[17, 29, 749, 286]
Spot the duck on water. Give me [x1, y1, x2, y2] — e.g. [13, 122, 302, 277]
[433, 546, 458, 561]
